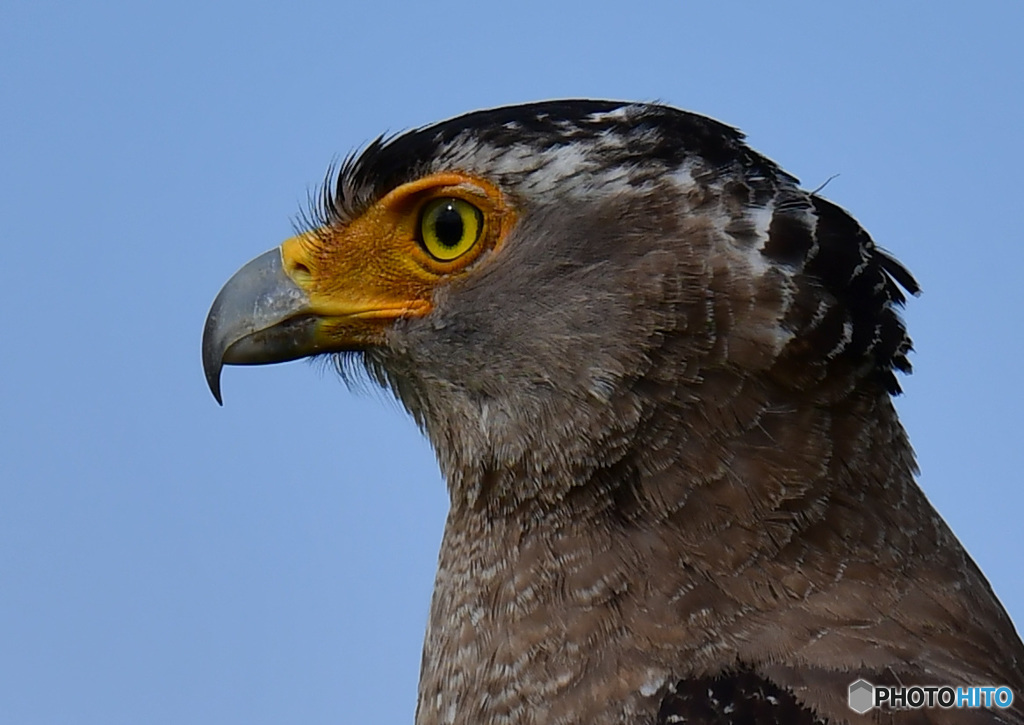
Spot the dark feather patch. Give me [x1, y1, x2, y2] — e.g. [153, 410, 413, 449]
[764, 202, 816, 266]
[763, 192, 919, 394]
[656, 669, 827, 724]
[807, 197, 918, 392]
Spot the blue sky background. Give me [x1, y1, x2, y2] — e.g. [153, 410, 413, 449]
[3, 2, 1022, 723]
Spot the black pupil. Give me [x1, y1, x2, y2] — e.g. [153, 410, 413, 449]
[433, 203, 464, 248]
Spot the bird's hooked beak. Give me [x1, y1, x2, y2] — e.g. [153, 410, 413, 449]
[203, 229, 437, 404]
[202, 247, 324, 405]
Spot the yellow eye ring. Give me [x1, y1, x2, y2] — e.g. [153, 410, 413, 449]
[418, 197, 484, 262]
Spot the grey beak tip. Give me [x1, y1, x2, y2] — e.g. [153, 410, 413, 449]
[203, 346, 225, 405]
[202, 310, 226, 405]
[210, 377, 224, 406]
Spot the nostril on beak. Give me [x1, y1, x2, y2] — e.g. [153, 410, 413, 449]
[290, 261, 312, 285]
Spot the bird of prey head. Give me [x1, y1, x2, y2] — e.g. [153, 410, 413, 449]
[204, 101, 1024, 725]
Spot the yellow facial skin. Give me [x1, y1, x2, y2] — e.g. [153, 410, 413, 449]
[279, 171, 515, 348]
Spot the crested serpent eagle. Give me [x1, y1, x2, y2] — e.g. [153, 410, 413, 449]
[203, 100, 1024, 724]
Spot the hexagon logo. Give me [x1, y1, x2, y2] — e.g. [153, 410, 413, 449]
[848, 679, 874, 714]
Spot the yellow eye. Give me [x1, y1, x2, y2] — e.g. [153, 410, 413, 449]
[418, 197, 483, 262]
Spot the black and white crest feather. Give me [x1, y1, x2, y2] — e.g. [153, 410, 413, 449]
[318, 100, 919, 400]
